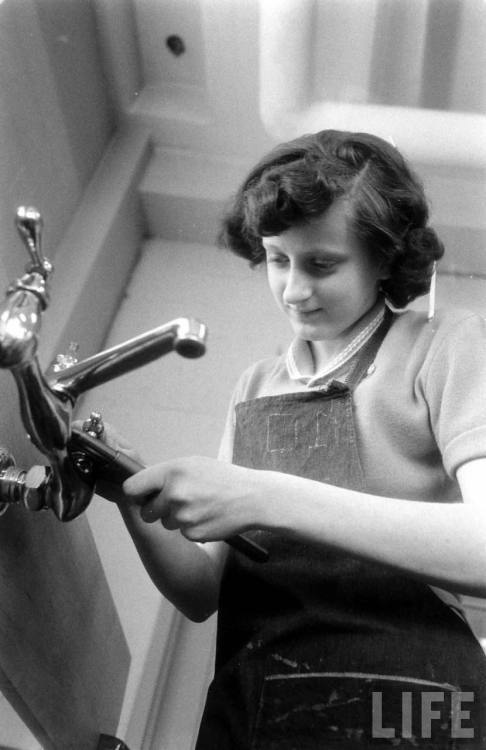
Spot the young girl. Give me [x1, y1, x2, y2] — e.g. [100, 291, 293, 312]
[105, 130, 486, 748]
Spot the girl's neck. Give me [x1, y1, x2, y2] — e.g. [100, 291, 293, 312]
[309, 299, 385, 375]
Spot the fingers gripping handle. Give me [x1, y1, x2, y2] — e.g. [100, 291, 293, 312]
[68, 428, 269, 563]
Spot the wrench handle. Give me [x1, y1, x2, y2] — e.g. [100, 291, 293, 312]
[69, 427, 268, 563]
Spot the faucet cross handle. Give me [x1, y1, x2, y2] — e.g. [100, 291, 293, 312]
[15, 206, 53, 278]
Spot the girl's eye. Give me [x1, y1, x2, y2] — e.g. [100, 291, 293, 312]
[310, 259, 337, 273]
[266, 255, 288, 266]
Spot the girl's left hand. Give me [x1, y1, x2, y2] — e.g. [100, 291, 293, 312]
[122, 457, 263, 542]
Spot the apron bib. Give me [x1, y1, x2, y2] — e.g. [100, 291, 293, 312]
[196, 313, 486, 749]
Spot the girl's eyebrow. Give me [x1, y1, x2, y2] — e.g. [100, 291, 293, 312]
[261, 237, 350, 260]
[262, 243, 286, 254]
[262, 239, 345, 254]
[308, 246, 347, 256]
[266, 247, 348, 260]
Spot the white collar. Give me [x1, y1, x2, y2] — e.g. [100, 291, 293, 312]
[286, 302, 386, 389]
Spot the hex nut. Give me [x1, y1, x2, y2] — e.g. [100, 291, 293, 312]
[24, 465, 50, 511]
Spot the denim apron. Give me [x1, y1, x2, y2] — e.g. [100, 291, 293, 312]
[196, 312, 486, 749]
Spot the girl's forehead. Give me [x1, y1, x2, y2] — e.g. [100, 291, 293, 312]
[262, 201, 354, 250]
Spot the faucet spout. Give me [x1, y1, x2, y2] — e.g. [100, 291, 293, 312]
[48, 317, 207, 401]
[0, 206, 209, 524]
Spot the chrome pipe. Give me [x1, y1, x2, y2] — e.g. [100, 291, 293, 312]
[48, 317, 207, 401]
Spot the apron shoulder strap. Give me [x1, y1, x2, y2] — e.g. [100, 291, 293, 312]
[343, 307, 395, 391]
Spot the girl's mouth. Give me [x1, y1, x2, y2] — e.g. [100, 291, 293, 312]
[290, 308, 322, 319]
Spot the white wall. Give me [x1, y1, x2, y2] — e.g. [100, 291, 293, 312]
[82, 237, 291, 748]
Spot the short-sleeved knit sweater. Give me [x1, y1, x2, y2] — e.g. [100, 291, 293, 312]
[219, 307, 486, 506]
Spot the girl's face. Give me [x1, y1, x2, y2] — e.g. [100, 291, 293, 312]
[262, 200, 386, 350]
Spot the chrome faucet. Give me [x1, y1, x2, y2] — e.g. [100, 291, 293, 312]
[0, 207, 268, 562]
[0, 206, 207, 521]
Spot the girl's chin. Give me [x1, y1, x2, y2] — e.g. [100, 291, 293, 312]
[291, 322, 341, 341]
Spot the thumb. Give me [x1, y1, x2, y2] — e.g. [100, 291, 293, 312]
[123, 463, 169, 497]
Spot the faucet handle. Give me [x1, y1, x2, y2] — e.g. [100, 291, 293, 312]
[15, 206, 53, 278]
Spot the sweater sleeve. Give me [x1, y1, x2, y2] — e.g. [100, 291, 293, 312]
[424, 312, 486, 477]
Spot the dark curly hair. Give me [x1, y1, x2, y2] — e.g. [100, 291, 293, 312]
[219, 130, 444, 308]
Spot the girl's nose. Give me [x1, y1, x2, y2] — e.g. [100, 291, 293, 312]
[282, 267, 313, 306]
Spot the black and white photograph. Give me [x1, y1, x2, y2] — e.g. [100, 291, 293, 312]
[0, 1, 485, 748]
